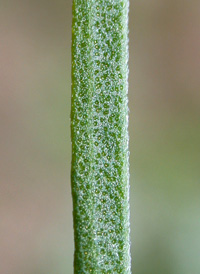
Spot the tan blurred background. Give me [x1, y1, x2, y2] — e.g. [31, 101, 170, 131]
[1, 0, 200, 273]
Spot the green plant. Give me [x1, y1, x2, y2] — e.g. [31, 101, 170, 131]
[71, 0, 131, 273]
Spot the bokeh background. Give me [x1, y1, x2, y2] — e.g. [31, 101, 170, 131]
[1, 0, 200, 273]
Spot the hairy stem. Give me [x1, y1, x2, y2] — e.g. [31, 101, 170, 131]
[71, 1, 131, 273]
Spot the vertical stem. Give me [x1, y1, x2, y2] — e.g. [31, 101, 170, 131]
[71, 1, 131, 273]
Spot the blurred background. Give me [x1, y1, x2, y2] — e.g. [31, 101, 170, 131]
[1, 0, 200, 273]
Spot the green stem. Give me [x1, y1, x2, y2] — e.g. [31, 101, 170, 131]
[71, 1, 131, 273]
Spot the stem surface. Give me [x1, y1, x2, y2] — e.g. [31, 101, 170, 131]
[71, 1, 131, 273]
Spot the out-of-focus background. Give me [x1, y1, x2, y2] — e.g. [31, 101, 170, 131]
[1, 0, 200, 273]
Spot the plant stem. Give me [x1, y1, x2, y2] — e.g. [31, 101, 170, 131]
[71, 0, 131, 273]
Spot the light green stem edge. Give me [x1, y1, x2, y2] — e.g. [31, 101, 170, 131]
[71, 1, 131, 273]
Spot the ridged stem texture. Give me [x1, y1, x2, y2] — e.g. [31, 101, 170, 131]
[71, 0, 131, 273]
